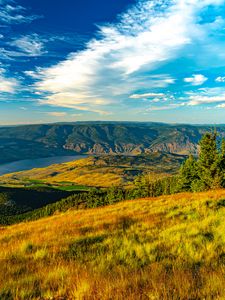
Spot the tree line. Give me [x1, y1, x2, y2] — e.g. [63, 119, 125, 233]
[179, 131, 225, 192]
[105, 131, 225, 199]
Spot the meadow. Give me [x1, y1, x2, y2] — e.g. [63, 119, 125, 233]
[0, 153, 184, 188]
[0, 189, 225, 299]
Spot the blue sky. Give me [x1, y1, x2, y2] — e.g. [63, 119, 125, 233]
[1, 0, 225, 124]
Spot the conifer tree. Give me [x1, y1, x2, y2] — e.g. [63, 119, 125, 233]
[216, 137, 225, 187]
[197, 132, 221, 189]
[179, 154, 199, 191]
[221, 138, 225, 156]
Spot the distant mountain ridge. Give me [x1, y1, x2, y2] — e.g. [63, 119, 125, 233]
[0, 122, 224, 163]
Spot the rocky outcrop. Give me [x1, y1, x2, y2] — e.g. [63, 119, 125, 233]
[150, 142, 200, 155]
[63, 141, 199, 155]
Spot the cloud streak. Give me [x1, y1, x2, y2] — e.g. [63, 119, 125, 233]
[186, 88, 225, 106]
[0, 0, 41, 24]
[9, 34, 47, 57]
[215, 76, 225, 82]
[47, 112, 67, 117]
[25, 0, 225, 115]
[130, 93, 165, 99]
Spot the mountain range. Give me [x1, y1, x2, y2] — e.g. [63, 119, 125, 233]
[0, 122, 224, 163]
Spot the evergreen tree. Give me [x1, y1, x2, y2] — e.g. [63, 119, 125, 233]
[216, 138, 225, 187]
[221, 138, 225, 156]
[179, 155, 199, 191]
[132, 175, 150, 198]
[197, 132, 222, 190]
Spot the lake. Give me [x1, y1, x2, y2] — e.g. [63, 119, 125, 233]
[0, 155, 87, 176]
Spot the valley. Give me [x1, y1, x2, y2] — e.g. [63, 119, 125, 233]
[0, 152, 185, 188]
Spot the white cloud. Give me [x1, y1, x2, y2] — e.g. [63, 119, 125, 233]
[0, 69, 18, 93]
[187, 87, 225, 105]
[28, 0, 224, 114]
[188, 95, 225, 105]
[72, 113, 82, 117]
[47, 112, 67, 117]
[24, 70, 42, 79]
[130, 93, 165, 99]
[0, 79, 16, 93]
[215, 76, 225, 82]
[152, 98, 161, 103]
[184, 74, 208, 86]
[39, 92, 111, 115]
[9, 34, 46, 57]
[0, 1, 41, 24]
[217, 103, 225, 108]
[146, 103, 185, 112]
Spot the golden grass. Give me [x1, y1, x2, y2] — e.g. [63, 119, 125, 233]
[0, 156, 170, 188]
[0, 190, 225, 299]
[0, 157, 124, 187]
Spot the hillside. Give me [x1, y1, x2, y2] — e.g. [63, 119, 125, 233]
[0, 186, 74, 216]
[0, 190, 225, 299]
[1, 122, 225, 163]
[0, 153, 185, 187]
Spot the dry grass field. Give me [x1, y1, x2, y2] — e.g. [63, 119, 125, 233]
[0, 157, 123, 188]
[0, 189, 225, 299]
[0, 154, 182, 188]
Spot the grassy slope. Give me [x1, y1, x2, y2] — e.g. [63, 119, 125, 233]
[0, 157, 123, 187]
[0, 153, 184, 188]
[0, 190, 225, 299]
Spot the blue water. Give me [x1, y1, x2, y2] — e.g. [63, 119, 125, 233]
[0, 155, 87, 176]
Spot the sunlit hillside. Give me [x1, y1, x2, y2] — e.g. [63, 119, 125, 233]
[0, 153, 184, 188]
[1, 190, 225, 299]
[0, 157, 123, 188]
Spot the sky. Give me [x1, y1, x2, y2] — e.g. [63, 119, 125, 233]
[1, 0, 225, 124]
